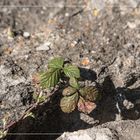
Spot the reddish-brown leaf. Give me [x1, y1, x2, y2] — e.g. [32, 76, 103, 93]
[78, 97, 96, 114]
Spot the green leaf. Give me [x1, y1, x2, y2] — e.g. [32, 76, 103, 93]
[24, 112, 35, 119]
[62, 86, 77, 96]
[69, 77, 79, 89]
[40, 69, 61, 88]
[79, 86, 101, 102]
[48, 57, 64, 69]
[60, 92, 79, 113]
[64, 65, 80, 78]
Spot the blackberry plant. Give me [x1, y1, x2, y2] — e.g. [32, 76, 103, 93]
[39, 57, 101, 114]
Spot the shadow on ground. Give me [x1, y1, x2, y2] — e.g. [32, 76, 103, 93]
[5, 70, 140, 140]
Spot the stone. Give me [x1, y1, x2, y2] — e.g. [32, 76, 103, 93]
[57, 128, 117, 140]
[61, 132, 92, 140]
[36, 42, 51, 51]
[23, 32, 30, 39]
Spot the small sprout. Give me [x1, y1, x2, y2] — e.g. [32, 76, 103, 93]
[37, 57, 101, 114]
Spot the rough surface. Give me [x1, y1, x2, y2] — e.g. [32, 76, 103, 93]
[0, 0, 140, 140]
[57, 120, 140, 140]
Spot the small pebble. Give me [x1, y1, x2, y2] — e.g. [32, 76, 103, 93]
[127, 22, 136, 29]
[65, 13, 69, 17]
[93, 8, 99, 16]
[71, 41, 77, 47]
[81, 57, 90, 66]
[36, 42, 51, 51]
[123, 99, 134, 110]
[91, 50, 96, 54]
[41, 11, 44, 14]
[23, 32, 30, 39]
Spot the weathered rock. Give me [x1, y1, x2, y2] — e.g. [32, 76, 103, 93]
[57, 120, 140, 140]
[36, 42, 51, 51]
[0, 58, 34, 129]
